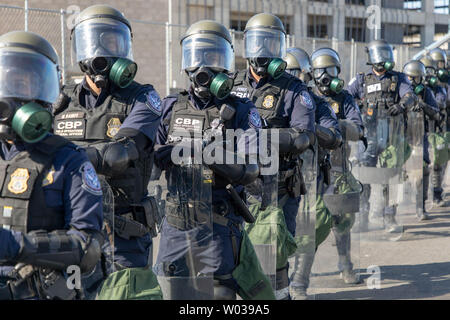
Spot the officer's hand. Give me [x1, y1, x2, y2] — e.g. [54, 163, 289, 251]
[387, 104, 404, 116]
[411, 102, 423, 113]
[154, 144, 175, 170]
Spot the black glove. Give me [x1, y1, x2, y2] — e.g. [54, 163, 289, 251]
[100, 139, 139, 176]
[387, 104, 404, 116]
[410, 102, 422, 113]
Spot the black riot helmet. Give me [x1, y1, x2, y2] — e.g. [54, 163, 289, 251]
[181, 20, 235, 100]
[311, 47, 344, 95]
[0, 31, 59, 143]
[366, 39, 395, 73]
[284, 47, 313, 83]
[72, 5, 137, 89]
[244, 13, 287, 79]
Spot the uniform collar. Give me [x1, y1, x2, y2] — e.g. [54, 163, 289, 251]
[246, 68, 273, 89]
[188, 87, 220, 110]
[80, 77, 114, 108]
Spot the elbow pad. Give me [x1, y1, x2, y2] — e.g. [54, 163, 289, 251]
[316, 125, 342, 150]
[338, 119, 363, 141]
[277, 128, 311, 155]
[400, 92, 417, 109]
[14, 230, 103, 274]
[99, 138, 139, 175]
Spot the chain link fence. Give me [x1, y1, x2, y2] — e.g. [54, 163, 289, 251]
[0, 4, 428, 97]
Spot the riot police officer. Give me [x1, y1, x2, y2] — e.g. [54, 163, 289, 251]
[230, 14, 330, 300]
[0, 31, 103, 300]
[153, 20, 274, 300]
[403, 60, 440, 220]
[348, 39, 417, 233]
[310, 47, 364, 284]
[420, 54, 448, 207]
[52, 5, 163, 299]
[284, 47, 344, 299]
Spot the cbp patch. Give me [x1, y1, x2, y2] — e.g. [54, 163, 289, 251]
[249, 108, 262, 129]
[145, 91, 162, 116]
[80, 162, 102, 196]
[301, 91, 314, 110]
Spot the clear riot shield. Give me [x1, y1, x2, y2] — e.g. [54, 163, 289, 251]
[155, 162, 214, 300]
[351, 111, 405, 242]
[398, 111, 424, 222]
[313, 139, 362, 294]
[245, 128, 278, 295]
[288, 145, 317, 300]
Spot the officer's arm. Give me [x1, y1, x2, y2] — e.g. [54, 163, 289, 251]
[0, 228, 21, 261]
[398, 92, 417, 111]
[340, 96, 364, 141]
[277, 128, 312, 155]
[316, 125, 342, 150]
[12, 228, 103, 274]
[346, 75, 362, 101]
[421, 89, 441, 121]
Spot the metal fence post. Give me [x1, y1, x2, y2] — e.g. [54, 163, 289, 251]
[24, 0, 28, 31]
[165, 21, 170, 96]
[60, 9, 66, 86]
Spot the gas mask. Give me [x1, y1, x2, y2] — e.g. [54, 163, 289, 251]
[79, 56, 137, 89]
[437, 68, 449, 82]
[408, 76, 425, 95]
[313, 67, 344, 95]
[189, 67, 234, 100]
[425, 75, 438, 88]
[0, 98, 52, 143]
[249, 57, 286, 79]
[373, 61, 395, 73]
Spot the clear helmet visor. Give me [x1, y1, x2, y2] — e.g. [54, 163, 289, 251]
[313, 66, 339, 78]
[368, 45, 394, 64]
[244, 28, 286, 59]
[181, 34, 233, 72]
[426, 67, 436, 76]
[0, 50, 60, 104]
[72, 19, 133, 62]
[286, 48, 312, 73]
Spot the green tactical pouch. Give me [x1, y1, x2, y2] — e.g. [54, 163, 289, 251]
[332, 173, 357, 234]
[96, 267, 163, 300]
[315, 195, 333, 248]
[232, 230, 276, 300]
[379, 142, 411, 168]
[245, 201, 297, 270]
[428, 132, 449, 166]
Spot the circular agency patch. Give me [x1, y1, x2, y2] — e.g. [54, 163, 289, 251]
[249, 108, 262, 129]
[301, 91, 314, 110]
[80, 162, 102, 195]
[145, 90, 162, 116]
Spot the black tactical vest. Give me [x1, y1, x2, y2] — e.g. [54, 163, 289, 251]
[231, 70, 296, 128]
[363, 71, 400, 115]
[166, 91, 234, 188]
[0, 135, 72, 233]
[53, 81, 155, 209]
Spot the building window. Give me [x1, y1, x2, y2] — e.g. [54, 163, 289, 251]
[434, 0, 449, 14]
[345, 17, 366, 42]
[403, 0, 422, 11]
[381, 0, 404, 9]
[307, 15, 331, 39]
[403, 25, 422, 47]
[345, 0, 365, 5]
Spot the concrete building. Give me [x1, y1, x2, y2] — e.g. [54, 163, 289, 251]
[0, 0, 448, 95]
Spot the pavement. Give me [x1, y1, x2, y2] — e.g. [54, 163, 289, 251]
[309, 170, 450, 300]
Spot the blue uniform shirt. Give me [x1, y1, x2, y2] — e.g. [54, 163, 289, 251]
[0, 134, 103, 275]
[77, 79, 162, 268]
[311, 91, 340, 130]
[79, 78, 161, 142]
[432, 85, 447, 110]
[347, 69, 413, 101]
[245, 71, 316, 133]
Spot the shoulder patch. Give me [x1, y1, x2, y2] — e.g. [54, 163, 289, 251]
[145, 90, 162, 116]
[301, 91, 314, 110]
[248, 108, 262, 129]
[80, 162, 102, 196]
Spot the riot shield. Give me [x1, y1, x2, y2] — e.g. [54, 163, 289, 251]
[288, 145, 317, 299]
[244, 128, 278, 296]
[154, 161, 214, 300]
[398, 111, 424, 222]
[311, 139, 362, 294]
[351, 112, 405, 242]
